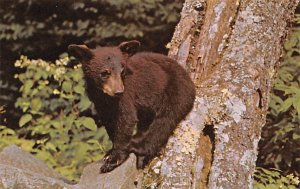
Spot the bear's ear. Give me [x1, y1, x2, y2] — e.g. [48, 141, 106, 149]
[118, 40, 140, 56]
[68, 44, 93, 62]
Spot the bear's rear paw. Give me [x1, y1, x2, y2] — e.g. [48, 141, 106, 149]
[136, 155, 144, 169]
[99, 150, 129, 173]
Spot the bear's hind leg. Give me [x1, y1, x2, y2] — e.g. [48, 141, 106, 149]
[130, 115, 177, 168]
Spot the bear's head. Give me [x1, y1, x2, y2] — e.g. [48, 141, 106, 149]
[68, 40, 140, 97]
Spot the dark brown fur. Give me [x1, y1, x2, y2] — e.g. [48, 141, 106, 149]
[68, 41, 195, 173]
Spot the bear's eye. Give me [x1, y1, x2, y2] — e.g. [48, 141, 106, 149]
[100, 70, 111, 79]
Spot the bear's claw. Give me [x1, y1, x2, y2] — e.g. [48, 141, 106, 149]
[99, 150, 129, 173]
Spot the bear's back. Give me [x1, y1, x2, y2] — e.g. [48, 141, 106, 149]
[124, 52, 195, 115]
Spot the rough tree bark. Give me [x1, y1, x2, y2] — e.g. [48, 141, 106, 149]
[158, 0, 298, 188]
[75, 0, 298, 189]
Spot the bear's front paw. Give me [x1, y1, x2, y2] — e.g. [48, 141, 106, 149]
[100, 161, 118, 173]
[99, 150, 129, 173]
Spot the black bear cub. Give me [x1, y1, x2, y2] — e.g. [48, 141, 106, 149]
[68, 40, 195, 173]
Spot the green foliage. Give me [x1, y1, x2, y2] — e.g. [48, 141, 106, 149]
[0, 0, 182, 60]
[253, 168, 299, 189]
[0, 125, 35, 152]
[257, 14, 300, 177]
[0, 56, 111, 181]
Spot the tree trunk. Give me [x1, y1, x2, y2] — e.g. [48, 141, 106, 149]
[157, 0, 298, 188]
[77, 1, 298, 189]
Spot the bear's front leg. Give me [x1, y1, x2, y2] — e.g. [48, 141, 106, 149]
[100, 99, 138, 173]
[100, 149, 129, 173]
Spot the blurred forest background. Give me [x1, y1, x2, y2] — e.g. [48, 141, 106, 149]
[0, 0, 299, 187]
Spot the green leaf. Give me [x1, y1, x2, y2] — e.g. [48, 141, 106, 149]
[65, 114, 76, 130]
[62, 81, 72, 93]
[78, 96, 92, 111]
[74, 85, 85, 95]
[23, 80, 34, 94]
[0, 127, 16, 135]
[87, 139, 99, 144]
[292, 132, 300, 140]
[61, 93, 75, 99]
[69, 69, 83, 82]
[292, 98, 300, 114]
[284, 35, 297, 50]
[31, 98, 42, 112]
[46, 142, 57, 152]
[81, 117, 97, 131]
[49, 120, 61, 129]
[25, 70, 34, 79]
[19, 114, 32, 127]
[254, 183, 266, 189]
[265, 184, 279, 189]
[279, 98, 293, 112]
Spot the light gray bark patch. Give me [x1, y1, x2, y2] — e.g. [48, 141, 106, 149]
[224, 95, 246, 123]
[209, 1, 226, 39]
